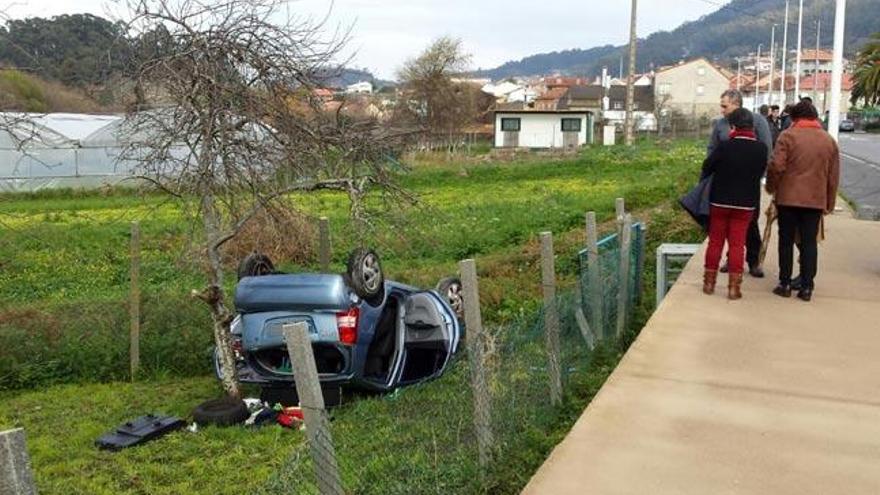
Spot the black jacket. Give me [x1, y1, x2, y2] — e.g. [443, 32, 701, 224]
[700, 137, 767, 209]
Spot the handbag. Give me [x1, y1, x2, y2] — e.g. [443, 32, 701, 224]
[679, 175, 713, 232]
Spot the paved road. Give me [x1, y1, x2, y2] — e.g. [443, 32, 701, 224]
[522, 204, 880, 495]
[839, 132, 880, 220]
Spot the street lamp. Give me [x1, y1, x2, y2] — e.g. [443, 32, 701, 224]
[755, 44, 763, 112]
[769, 24, 777, 105]
[828, 0, 847, 140]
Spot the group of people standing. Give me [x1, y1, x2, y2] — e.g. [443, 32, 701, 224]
[700, 89, 840, 301]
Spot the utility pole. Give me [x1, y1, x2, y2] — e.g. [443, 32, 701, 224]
[794, 0, 804, 99]
[780, 0, 790, 103]
[828, 0, 847, 140]
[755, 44, 763, 111]
[814, 20, 821, 107]
[624, 0, 638, 147]
[769, 25, 777, 105]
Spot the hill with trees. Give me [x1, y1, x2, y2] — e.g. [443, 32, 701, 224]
[479, 0, 880, 79]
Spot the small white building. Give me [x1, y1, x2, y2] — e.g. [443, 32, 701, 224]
[345, 81, 373, 94]
[493, 107, 595, 149]
[481, 81, 522, 100]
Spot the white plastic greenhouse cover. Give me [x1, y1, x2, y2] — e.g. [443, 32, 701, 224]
[0, 112, 136, 192]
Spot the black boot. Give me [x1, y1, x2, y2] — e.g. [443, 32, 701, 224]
[773, 284, 792, 298]
[748, 265, 765, 278]
[719, 262, 729, 274]
[797, 288, 813, 302]
[791, 275, 802, 290]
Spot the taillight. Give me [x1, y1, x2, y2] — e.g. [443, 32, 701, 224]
[336, 307, 359, 345]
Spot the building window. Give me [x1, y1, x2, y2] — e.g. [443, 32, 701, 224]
[613, 101, 623, 110]
[697, 67, 706, 76]
[561, 118, 582, 132]
[658, 83, 671, 96]
[501, 118, 521, 132]
[696, 84, 705, 96]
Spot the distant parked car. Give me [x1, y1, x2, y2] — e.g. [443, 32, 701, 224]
[839, 119, 856, 132]
[215, 249, 463, 405]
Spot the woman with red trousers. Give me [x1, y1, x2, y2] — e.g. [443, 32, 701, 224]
[701, 108, 768, 300]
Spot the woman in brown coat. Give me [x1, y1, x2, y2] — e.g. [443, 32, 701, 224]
[766, 101, 840, 301]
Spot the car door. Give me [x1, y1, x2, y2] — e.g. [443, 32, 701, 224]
[392, 291, 461, 386]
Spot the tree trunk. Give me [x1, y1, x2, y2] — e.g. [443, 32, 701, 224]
[201, 194, 242, 399]
[197, 111, 241, 399]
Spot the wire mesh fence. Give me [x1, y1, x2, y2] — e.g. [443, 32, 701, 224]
[264, 214, 646, 494]
[577, 222, 645, 340]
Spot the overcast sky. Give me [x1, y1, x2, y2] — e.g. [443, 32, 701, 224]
[5, 0, 729, 79]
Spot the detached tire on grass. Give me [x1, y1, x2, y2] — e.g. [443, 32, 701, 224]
[192, 398, 249, 427]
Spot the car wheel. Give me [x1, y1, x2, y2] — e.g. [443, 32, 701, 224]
[192, 397, 249, 426]
[436, 277, 464, 320]
[346, 248, 385, 305]
[237, 252, 275, 280]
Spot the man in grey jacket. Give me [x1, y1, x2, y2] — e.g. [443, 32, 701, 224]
[706, 89, 773, 277]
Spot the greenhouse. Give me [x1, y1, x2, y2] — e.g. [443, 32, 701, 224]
[0, 112, 137, 192]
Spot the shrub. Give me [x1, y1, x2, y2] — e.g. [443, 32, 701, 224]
[0, 70, 48, 112]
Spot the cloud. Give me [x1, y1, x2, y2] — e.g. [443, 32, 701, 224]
[9, 0, 728, 79]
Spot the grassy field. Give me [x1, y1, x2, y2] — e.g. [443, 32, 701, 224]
[0, 140, 706, 494]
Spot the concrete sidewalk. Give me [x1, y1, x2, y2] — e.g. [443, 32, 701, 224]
[523, 207, 880, 494]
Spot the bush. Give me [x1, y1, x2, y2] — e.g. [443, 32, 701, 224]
[0, 70, 48, 112]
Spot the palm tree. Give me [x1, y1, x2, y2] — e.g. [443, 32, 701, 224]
[852, 33, 880, 106]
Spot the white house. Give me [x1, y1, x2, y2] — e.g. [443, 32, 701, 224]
[345, 81, 373, 94]
[481, 81, 522, 100]
[505, 86, 538, 103]
[493, 106, 595, 149]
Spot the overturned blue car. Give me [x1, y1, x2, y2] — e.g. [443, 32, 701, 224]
[215, 249, 463, 404]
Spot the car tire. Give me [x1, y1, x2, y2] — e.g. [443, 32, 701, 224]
[237, 252, 275, 280]
[346, 248, 385, 305]
[192, 398, 249, 426]
[436, 277, 464, 320]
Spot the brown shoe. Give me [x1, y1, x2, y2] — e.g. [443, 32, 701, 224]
[728, 273, 743, 300]
[703, 269, 718, 295]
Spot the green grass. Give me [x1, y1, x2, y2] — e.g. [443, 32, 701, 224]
[0, 141, 706, 493]
[0, 139, 704, 390]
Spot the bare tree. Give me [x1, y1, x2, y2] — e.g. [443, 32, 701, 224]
[653, 93, 673, 137]
[120, 0, 415, 397]
[396, 37, 478, 151]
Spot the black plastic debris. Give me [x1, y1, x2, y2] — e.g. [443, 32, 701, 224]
[95, 414, 185, 451]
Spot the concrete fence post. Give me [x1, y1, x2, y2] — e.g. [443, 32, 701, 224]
[634, 224, 647, 304]
[615, 198, 626, 238]
[0, 428, 37, 495]
[282, 322, 343, 495]
[459, 259, 494, 468]
[617, 214, 633, 338]
[585, 212, 604, 339]
[318, 217, 331, 272]
[540, 232, 562, 406]
[130, 221, 140, 380]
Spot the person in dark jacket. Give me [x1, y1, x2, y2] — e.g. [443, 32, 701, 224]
[701, 108, 768, 300]
[766, 100, 840, 302]
[760, 104, 781, 147]
[707, 89, 772, 278]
